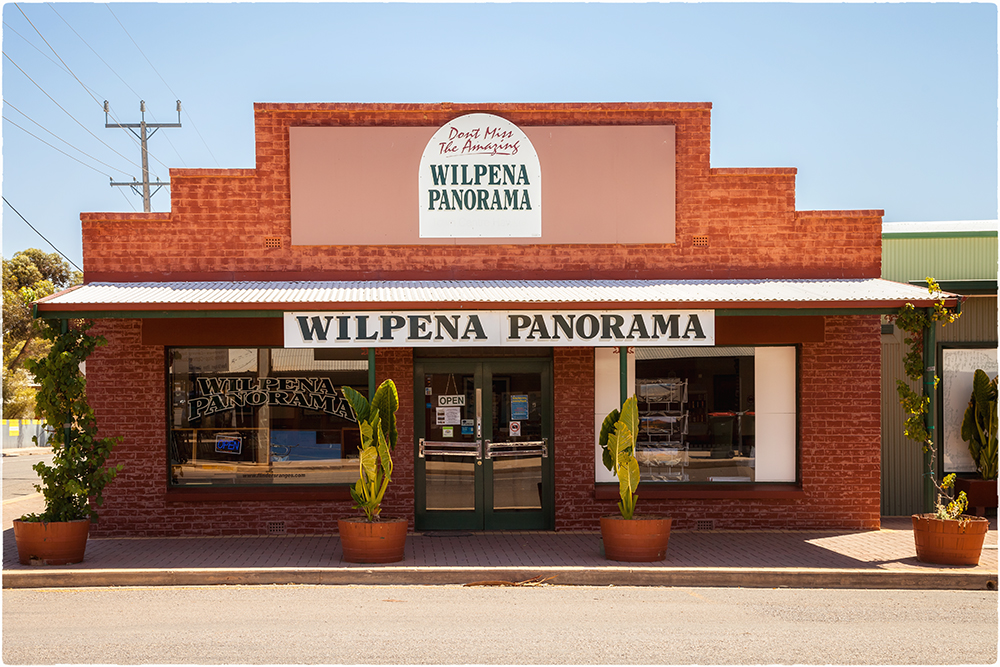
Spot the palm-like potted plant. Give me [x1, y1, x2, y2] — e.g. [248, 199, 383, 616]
[894, 280, 989, 565]
[13, 320, 122, 565]
[338, 379, 407, 563]
[597, 395, 671, 561]
[956, 369, 998, 515]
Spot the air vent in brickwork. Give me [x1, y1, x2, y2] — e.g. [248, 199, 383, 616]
[263, 237, 282, 249]
[695, 519, 715, 531]
[266, 521, 286, 535]
[692, 235, 709, 247]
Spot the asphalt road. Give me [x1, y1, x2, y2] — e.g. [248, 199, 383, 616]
[2, 451, 53, 501]
[3, 585, 997, 664]
[2, 451, 52, 529]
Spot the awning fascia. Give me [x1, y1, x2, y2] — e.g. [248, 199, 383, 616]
[32, 303, 952, 320]
[33, 279, 960, 320]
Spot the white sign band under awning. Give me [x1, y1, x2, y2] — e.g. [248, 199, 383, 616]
[283, 310, 715, 348]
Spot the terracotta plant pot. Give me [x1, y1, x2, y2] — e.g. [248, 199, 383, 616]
[13, 519, 90, 565]
[911, 514, 990, 566]
[600, 515, 671, 562]
[954, 477, 998, 516]
[338, 517, 408, 563]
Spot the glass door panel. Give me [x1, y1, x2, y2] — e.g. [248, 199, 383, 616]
[416, 367, 482, 529]
[489, 373, 544, 512]
[415, 359, 552, 531]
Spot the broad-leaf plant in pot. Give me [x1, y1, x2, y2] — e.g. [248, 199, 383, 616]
[893, 279, 989, 566]
[13, 320, 122, 565]
[598, 394, 671, 561]
[957, 369, 998, 515]
[338, 378, 407, 563]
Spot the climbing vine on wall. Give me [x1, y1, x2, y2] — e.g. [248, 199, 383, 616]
[889, 278, 961, 452]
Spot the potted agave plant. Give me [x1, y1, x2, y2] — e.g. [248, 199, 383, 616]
[337, 379, 407, 563]
[956, 369, 998, 516]
[13, 320, 122, 565]
[597, 395, 671, 561]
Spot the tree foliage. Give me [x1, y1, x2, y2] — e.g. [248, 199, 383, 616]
[2, 249, 81, 417]
[21, 320, 121, 523]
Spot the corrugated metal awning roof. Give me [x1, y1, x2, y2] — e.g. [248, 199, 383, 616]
[34, 278, 958, 316]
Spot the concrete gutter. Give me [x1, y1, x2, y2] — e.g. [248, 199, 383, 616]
[4, 566, 997, 591]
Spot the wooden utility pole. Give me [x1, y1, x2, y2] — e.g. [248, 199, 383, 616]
[106, 100, 181, 212]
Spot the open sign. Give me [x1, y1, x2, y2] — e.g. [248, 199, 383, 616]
[438, 395, 466, 407]
[215, 436, 242, 455]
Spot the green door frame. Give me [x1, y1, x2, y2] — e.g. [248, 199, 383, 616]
[414, 357, 554, 531]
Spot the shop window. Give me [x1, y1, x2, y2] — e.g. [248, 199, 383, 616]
[595, 346, 796, 484]
[634, 347, 756, 483]
[168, 348, 368, 487]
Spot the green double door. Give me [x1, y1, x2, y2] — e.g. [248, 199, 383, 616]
[414, 359, 554, 531]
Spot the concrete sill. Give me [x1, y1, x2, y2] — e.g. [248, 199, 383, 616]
[594, 483, 805, 501]
[165, 486, 353, 503]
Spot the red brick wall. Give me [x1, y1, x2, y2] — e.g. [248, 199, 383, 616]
[81, 103, 882, 282]
[374, 348, 415, 523]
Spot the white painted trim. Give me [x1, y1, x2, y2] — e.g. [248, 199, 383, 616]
[754, 347, 797, 482]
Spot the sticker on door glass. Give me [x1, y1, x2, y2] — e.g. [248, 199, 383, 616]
[511, 394, 530, 420]
[509, 421, 522, 437]
[461, 419, 474, 436]
[436, 407, 462, 426]
[442, 427, 454, 438]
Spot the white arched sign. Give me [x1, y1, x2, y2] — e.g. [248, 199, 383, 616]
[418, 113, 542, 238]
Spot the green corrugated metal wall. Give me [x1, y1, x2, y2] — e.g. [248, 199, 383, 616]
[880, 325, 924, 516]
[880, 293, 998, 516]
[880, 230, 997, 516]
[882, 235, 998, 283]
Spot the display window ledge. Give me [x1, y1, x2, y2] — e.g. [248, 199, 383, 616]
[165, 486, 353, 503]
[594, 483, 805, 500]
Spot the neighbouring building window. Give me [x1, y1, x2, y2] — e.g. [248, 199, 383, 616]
[168, 347, 368, 487]
[941, 347, 999, 473]
[594, 346, 797, 484]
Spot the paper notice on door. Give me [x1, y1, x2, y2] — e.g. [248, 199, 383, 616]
[436, 407, 462, 426]
[511, 394, 529, 420]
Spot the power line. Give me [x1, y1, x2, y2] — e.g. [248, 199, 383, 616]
[9, 4, 172, 176]
[4, 114, 115, 177]
[4, 99, 131, 176]
[45, 2, 188, 169]
[3, 19, 149, 168]
[45, 3, 142, 100]
[3, 52, 146, 173]
[15, 3, 104, 109]
[105, 2, 219, 168]
[2, 197, 82, 272]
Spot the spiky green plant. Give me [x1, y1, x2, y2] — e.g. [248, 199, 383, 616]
[598, 395, 641, 520]
[341, 379, 399, 522]
[961, 369, 998, 481]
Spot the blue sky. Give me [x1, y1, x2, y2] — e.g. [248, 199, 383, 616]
[2, 2, 997, 269]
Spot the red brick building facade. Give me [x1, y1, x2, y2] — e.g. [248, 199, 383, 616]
[37, 103, 940, 537]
